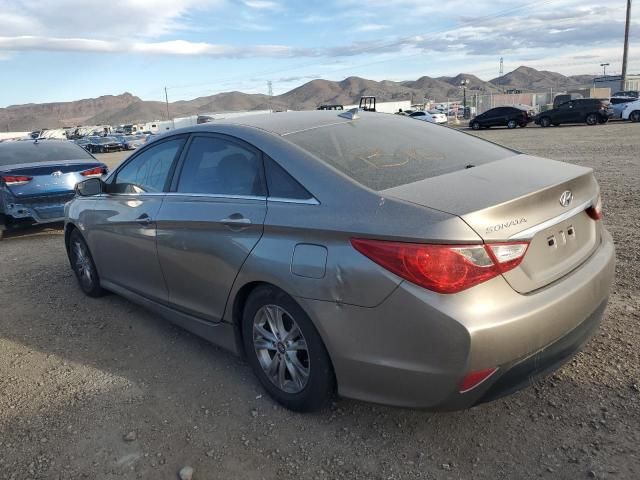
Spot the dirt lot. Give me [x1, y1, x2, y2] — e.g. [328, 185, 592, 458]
[1, 123, 639, 480]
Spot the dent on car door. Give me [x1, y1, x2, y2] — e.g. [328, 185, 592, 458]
[87, 136, 186, 301]
[155, 134, 267, 322]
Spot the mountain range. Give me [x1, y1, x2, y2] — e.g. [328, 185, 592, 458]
[0, 66, 597, 131]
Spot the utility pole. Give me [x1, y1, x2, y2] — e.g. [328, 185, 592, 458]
[499, 57, 504, 92]
[621, 0, 632, 91]
[267, 81, 273, 112]
[164, 87, 171, 121]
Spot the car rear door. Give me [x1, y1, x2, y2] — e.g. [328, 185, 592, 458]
[485, 108, 502, 126]
[155, 134, 267, 322]
[86, 136, 187, 302]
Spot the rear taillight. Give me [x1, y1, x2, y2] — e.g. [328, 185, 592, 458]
[459, 368, 498, 393]
[1, 175, 32, 186]
[350, 239, 529, 294]
[81, 166, 107, 177]
[586, 195, 603, 220]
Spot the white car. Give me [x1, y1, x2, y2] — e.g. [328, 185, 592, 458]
[428, 110, 448, 124]
[408, 111, 435, 123]
[621, 99, 640, 122]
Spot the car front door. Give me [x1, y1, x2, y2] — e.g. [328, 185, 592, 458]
[86, 136, 186, 302]
[155, 134, 267, 322]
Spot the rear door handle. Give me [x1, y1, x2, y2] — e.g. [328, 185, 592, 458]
[136, 214, 153, 226]
[221, 214, 251, 227]
[221, 218, 251, 226]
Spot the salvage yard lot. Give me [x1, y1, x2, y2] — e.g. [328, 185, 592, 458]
[1, 123, 639, 479]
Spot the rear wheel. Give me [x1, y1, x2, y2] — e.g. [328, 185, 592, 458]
[242, 285, 335, 412]
[539, 117, 551, 128]
[586, 113, 599, 126]
[630, 110, 640, 122]
[507, 119, 518, 129]
[69, 229, 104, 297]
[470, 121, 481, 130]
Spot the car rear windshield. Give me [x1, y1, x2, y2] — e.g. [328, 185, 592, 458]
[0, 140, 93, 166]
[285, 114, 515, 190]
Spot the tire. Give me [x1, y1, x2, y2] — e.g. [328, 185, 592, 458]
[470, 121, 480, 130]
[586, 113, 599, 126]
[68, 229, 104, 297]
[507, 119, 517, 129]
[539, 117, 551, 128]
[242, 285, 335, 412]
[630, 111, 640, 122]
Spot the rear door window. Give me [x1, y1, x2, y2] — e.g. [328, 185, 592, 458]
[175, 136, 266, 197]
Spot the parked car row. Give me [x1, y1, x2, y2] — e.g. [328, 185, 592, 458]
[74, 133, 149, 153]
[470, 97, 640, 130]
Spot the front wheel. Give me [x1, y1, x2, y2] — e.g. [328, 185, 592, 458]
[470, 121, 480, 130]
[242, 285, 335, 412]
[539, 117, 551, 128]
[507, 119, 518, 129]
[586, 113, 599, 126]
[629, 110, 640, 122]
[69, 229, 104, 297]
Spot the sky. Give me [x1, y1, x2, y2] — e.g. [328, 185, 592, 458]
[0, 0, 638, 107]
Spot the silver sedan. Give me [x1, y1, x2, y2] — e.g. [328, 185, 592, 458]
[64, 110, 614, 412]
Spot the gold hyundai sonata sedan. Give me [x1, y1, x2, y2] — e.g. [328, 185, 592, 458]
[65, 110, 615, 411]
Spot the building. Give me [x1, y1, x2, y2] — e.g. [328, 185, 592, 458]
[593, 74, 640, 94]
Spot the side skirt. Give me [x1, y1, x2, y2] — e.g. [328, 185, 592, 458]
[101, 280, 239, 355]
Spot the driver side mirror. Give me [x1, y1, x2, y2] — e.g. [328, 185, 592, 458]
[76, 177, 104, 196]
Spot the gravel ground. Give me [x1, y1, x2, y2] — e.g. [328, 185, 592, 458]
[1, 123, 639, 480]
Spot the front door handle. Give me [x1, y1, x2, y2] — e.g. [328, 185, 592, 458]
[136, 214, 153, 226]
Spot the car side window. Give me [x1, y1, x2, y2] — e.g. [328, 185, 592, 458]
[264, 156, 313, 200]
[176, 136, 266, 197]
[112, 138, 185, 194]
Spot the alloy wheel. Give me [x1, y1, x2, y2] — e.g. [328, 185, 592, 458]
[630, 111, 640, 123]
[73, 240, 94, 291]
[253, 304, 310, 394]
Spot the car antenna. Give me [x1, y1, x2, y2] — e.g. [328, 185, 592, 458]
[339, 108, 360, 120]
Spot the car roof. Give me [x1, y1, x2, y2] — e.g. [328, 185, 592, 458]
[191, 110, 356, 136]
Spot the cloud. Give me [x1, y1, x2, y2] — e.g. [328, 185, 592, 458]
[0, 36, 309, 58]
[0, 0, 225, 38]
[355, 24, 389, 32]
[243, 0, 281, 9]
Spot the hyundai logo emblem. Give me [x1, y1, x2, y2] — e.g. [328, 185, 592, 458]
[51, 171, 62, 177]
[559, 190, 573, 207]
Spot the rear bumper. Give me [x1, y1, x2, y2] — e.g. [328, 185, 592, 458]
[0, 190, 74, 224]
[299, 228, 615, 409]
[477, 298, 606, 404]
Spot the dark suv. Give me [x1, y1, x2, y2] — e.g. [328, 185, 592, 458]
[535, 99, 610, 127]
[469, 106, 531, 130]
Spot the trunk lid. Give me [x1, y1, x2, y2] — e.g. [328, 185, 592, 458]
[382, 154, 602, 293]
[1, 160, 104, 198]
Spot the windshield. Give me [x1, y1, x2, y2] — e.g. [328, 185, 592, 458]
[286, 114, 514, 191]
[0, 140, 93, 166]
